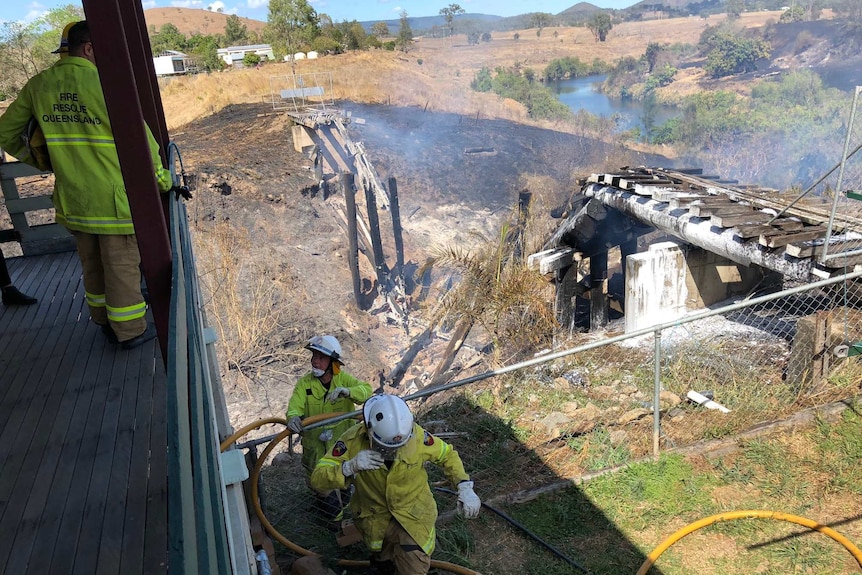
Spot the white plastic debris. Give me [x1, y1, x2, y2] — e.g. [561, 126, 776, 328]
[686, 390, 730, 413]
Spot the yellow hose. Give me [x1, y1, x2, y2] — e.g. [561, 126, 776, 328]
[223, 415, 482, 575]
[636, 509, 862, 575]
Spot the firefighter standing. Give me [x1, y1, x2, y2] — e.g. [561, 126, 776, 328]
[0, 20, 172, 348]
[311, 394, 481, 575]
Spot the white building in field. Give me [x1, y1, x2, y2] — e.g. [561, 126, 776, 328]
[153, 50, 194, 76]
[217, 44, 275, 67]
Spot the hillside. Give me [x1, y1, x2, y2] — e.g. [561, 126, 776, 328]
[143, 7, 267, 37]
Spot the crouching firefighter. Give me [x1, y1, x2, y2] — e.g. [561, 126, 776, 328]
[286, 335, 373, 521]
[311, 394, 481, 575]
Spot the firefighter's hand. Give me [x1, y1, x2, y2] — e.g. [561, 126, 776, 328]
[342, 450, 384, 477]
[326, 387, 350, 403]
[457, 481, 481, 519]
[171, 185, 193, 200]
[287, 416, 303, 434]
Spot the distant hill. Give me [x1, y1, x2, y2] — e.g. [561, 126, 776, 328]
[558, 2, 604, 18]
[144, 7, 267, 38]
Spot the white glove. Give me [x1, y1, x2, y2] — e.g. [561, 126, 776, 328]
[287, 416, 303, 434]
[342, 450, 384, 477]
[457, 481, 481, 519]
[319, 429, 333, 442]
[326, 387, 350, 403]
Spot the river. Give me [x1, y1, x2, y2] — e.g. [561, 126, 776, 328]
[552, 75, 677, 134]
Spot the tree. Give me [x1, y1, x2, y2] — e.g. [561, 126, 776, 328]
[396, 10, 413, 53]
[726, 0, 744, 20]
[644, 42, 662, 73]
[340, 20, 367, 51]
[439, 3, 464, 37]
[225, 14, 248, 45]
[529, 12, 553, 33]
[704, 32, 770, 78]
[186, 33, 223, 72]
[266, 0, 320, 61]
[586, 12, 613, 42]
[779, 6, 804, 23]
[150, 23, 186, 54]
[371, 22, 389, 38]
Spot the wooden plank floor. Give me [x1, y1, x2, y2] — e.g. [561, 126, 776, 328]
[0, 251, 168, 574]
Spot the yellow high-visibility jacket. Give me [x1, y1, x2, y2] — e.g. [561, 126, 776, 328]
[311, 422, 470, 556]
[287, 371, 372, 472]
[0, 56, 171, 235]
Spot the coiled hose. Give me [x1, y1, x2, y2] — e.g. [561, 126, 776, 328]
[221, 415, 481, 574]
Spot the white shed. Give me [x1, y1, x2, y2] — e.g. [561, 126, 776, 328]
[153, 50, 192, 76]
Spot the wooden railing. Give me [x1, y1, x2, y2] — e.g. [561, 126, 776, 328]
[0, 158, 74, 255]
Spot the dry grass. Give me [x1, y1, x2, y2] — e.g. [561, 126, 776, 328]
[160, 11, 789, 133]
[190, 201, 312, 397]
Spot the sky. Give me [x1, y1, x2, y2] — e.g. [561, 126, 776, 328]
[2, 0, 639, 26]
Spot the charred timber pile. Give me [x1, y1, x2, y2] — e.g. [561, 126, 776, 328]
[555, 167, 862, 282]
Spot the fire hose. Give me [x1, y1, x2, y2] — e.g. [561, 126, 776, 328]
[636, 510, 862, 574]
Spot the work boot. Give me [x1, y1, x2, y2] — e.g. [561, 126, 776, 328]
[120, 322, 157, 350]
[2, 285, 37, 306]
[101, 323, 119, 344]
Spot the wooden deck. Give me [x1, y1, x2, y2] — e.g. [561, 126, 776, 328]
[0, 251, 168, 574]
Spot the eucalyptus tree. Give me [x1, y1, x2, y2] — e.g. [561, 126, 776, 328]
[267, 0, 320, 61]
[371, 22, 390, 39]
[225, 14, 249, 45]
[439, 3, 464, 37]
[586, 12, 613, 42]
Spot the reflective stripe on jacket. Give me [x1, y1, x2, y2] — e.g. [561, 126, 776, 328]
[286, 371, 372, 472]
[311, 422, 470, 555]
[0, 56, 172, 235]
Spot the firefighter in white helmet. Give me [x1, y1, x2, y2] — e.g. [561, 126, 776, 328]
[311, 394, 481, 575]
[286, 335, 373, 519]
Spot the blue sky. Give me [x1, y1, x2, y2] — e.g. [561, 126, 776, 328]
[2, 0, 639, 25]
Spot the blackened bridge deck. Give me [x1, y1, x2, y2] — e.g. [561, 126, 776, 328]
[0, 251, 168, 574]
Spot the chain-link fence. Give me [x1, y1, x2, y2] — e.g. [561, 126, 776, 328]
[252, 271, 862, 569]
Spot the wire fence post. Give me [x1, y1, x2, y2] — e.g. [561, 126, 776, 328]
[653, 328, 662, 459]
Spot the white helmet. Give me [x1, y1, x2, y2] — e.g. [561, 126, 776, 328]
[363, 394, 414, 450]
[305, 335, 343, 363]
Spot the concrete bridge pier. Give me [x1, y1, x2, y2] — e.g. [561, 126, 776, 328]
[624, 241, 782, 333]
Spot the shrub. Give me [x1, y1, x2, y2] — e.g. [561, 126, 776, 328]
[242, 53, 261, 67]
